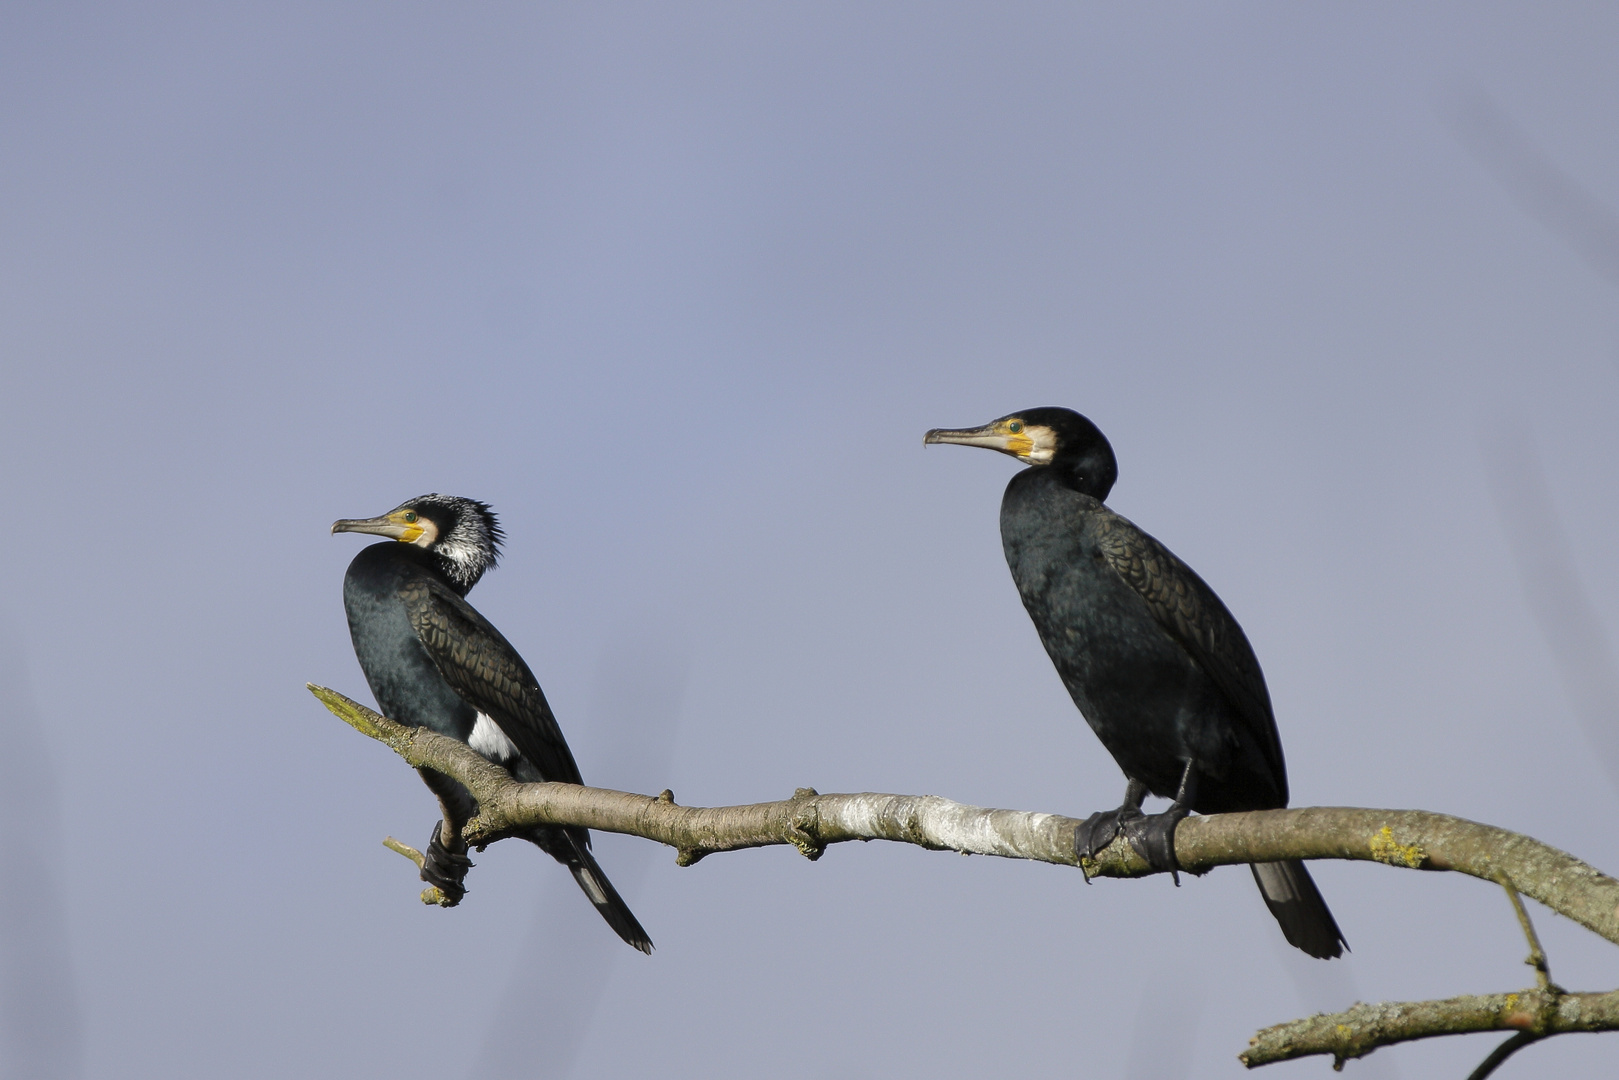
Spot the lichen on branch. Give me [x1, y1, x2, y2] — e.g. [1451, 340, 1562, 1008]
[1241, 987, 1619, 1069]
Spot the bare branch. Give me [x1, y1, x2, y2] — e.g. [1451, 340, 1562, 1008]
[310, 682, 1619, 1069]
[310, 683, 1619, 941]
[1243, 875, 1608, 1071]
[1241, 988, 1619, 1069]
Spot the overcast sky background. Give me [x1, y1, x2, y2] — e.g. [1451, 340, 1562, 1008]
[2, 4, 1618, 1078]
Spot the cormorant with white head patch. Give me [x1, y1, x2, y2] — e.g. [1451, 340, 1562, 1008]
[925, 409, 1345, 959]
[332, 494, 652, 953]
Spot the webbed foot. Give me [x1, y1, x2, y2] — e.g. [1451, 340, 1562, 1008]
[1121, 803, 1191, 885]
[421, 820, 474, 905]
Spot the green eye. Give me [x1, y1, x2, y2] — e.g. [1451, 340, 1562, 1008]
[403, 511, 418, 523]
[1008, 421, 1024, 434]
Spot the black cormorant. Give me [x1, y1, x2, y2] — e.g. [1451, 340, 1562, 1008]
[332, 494, 652, 953]
[925, 409, 1345, 959]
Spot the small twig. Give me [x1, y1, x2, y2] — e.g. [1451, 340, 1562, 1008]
[1466, 1031, 1541, 1080]
[381, 836, 452, 906]
[1455, 876, 1560, 1079]
[1496, 871, 1555, 991]
[383, 836, 425, 869]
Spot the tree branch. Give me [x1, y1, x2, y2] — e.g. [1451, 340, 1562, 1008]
[310, 684, 1619, 937]
[1241, 988, 1619, 1070]
[310, 683, 1619, 1070]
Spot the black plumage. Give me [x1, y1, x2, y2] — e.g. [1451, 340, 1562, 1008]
[333, 493, 652, 953]
[925, 408, 1345, 959]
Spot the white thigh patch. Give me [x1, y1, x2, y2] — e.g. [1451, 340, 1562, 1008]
[469, 712, 520, 762]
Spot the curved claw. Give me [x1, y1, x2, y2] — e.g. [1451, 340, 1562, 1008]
[1075, 805, 1146, 861]
[1123, 805, 1190, 885]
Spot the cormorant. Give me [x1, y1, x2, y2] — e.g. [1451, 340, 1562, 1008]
[332, 494, 652, 953]
[925, 409, 1345, 959]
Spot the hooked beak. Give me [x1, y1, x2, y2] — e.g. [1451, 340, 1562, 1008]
[331, 514, 417, 541]
[924, 423, 1027, 458]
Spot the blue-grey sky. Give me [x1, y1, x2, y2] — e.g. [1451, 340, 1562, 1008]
[2, 4, 1617, 1077]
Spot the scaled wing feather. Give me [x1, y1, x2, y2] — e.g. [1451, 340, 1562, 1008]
[1090, 509, 1288, 792]
[400, 576, 585, 785]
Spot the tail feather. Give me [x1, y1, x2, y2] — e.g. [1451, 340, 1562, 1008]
[554, 830, 654, 954]
[1251, 860, 1346, 959]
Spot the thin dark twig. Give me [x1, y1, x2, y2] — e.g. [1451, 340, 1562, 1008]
[1466, 1031, 1541, 1080]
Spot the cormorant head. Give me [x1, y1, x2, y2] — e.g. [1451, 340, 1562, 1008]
[332, 494, 505, 591]
[924, 407, 1118, 500]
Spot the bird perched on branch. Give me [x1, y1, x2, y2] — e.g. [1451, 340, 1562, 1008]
[332, 494, 652, 953]
[925, 408, 1345, 959]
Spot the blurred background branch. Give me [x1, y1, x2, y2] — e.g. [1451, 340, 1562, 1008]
[0, 631, 82, 1080]
[1449, 92, 1619, 286]
[1481, 425, 1619, 791]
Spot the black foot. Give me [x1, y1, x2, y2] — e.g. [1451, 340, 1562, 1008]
[1074, 805, 1146, 862]
[421, 820, 474, 905]
[1122, 805, 1190, 885]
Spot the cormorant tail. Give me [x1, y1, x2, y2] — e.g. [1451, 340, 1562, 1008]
[554, 830, 654, 954]
[1250, 860, 1347, 959]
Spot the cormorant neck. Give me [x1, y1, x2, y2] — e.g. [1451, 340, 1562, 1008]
[375, 543, 488, 596]
[432, 549, 489, 595]
[1049, 444, 1117, 500]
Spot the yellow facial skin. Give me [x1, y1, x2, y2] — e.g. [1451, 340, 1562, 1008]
[388, 509, 428, 545]
[923, 416, 1055, 465]
[330, 506, 440, 545]
[999, 419, 1035, 460]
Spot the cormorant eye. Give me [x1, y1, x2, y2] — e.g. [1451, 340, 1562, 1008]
[403, 511, 418, 523]
[1008, 420, 1024, 434]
